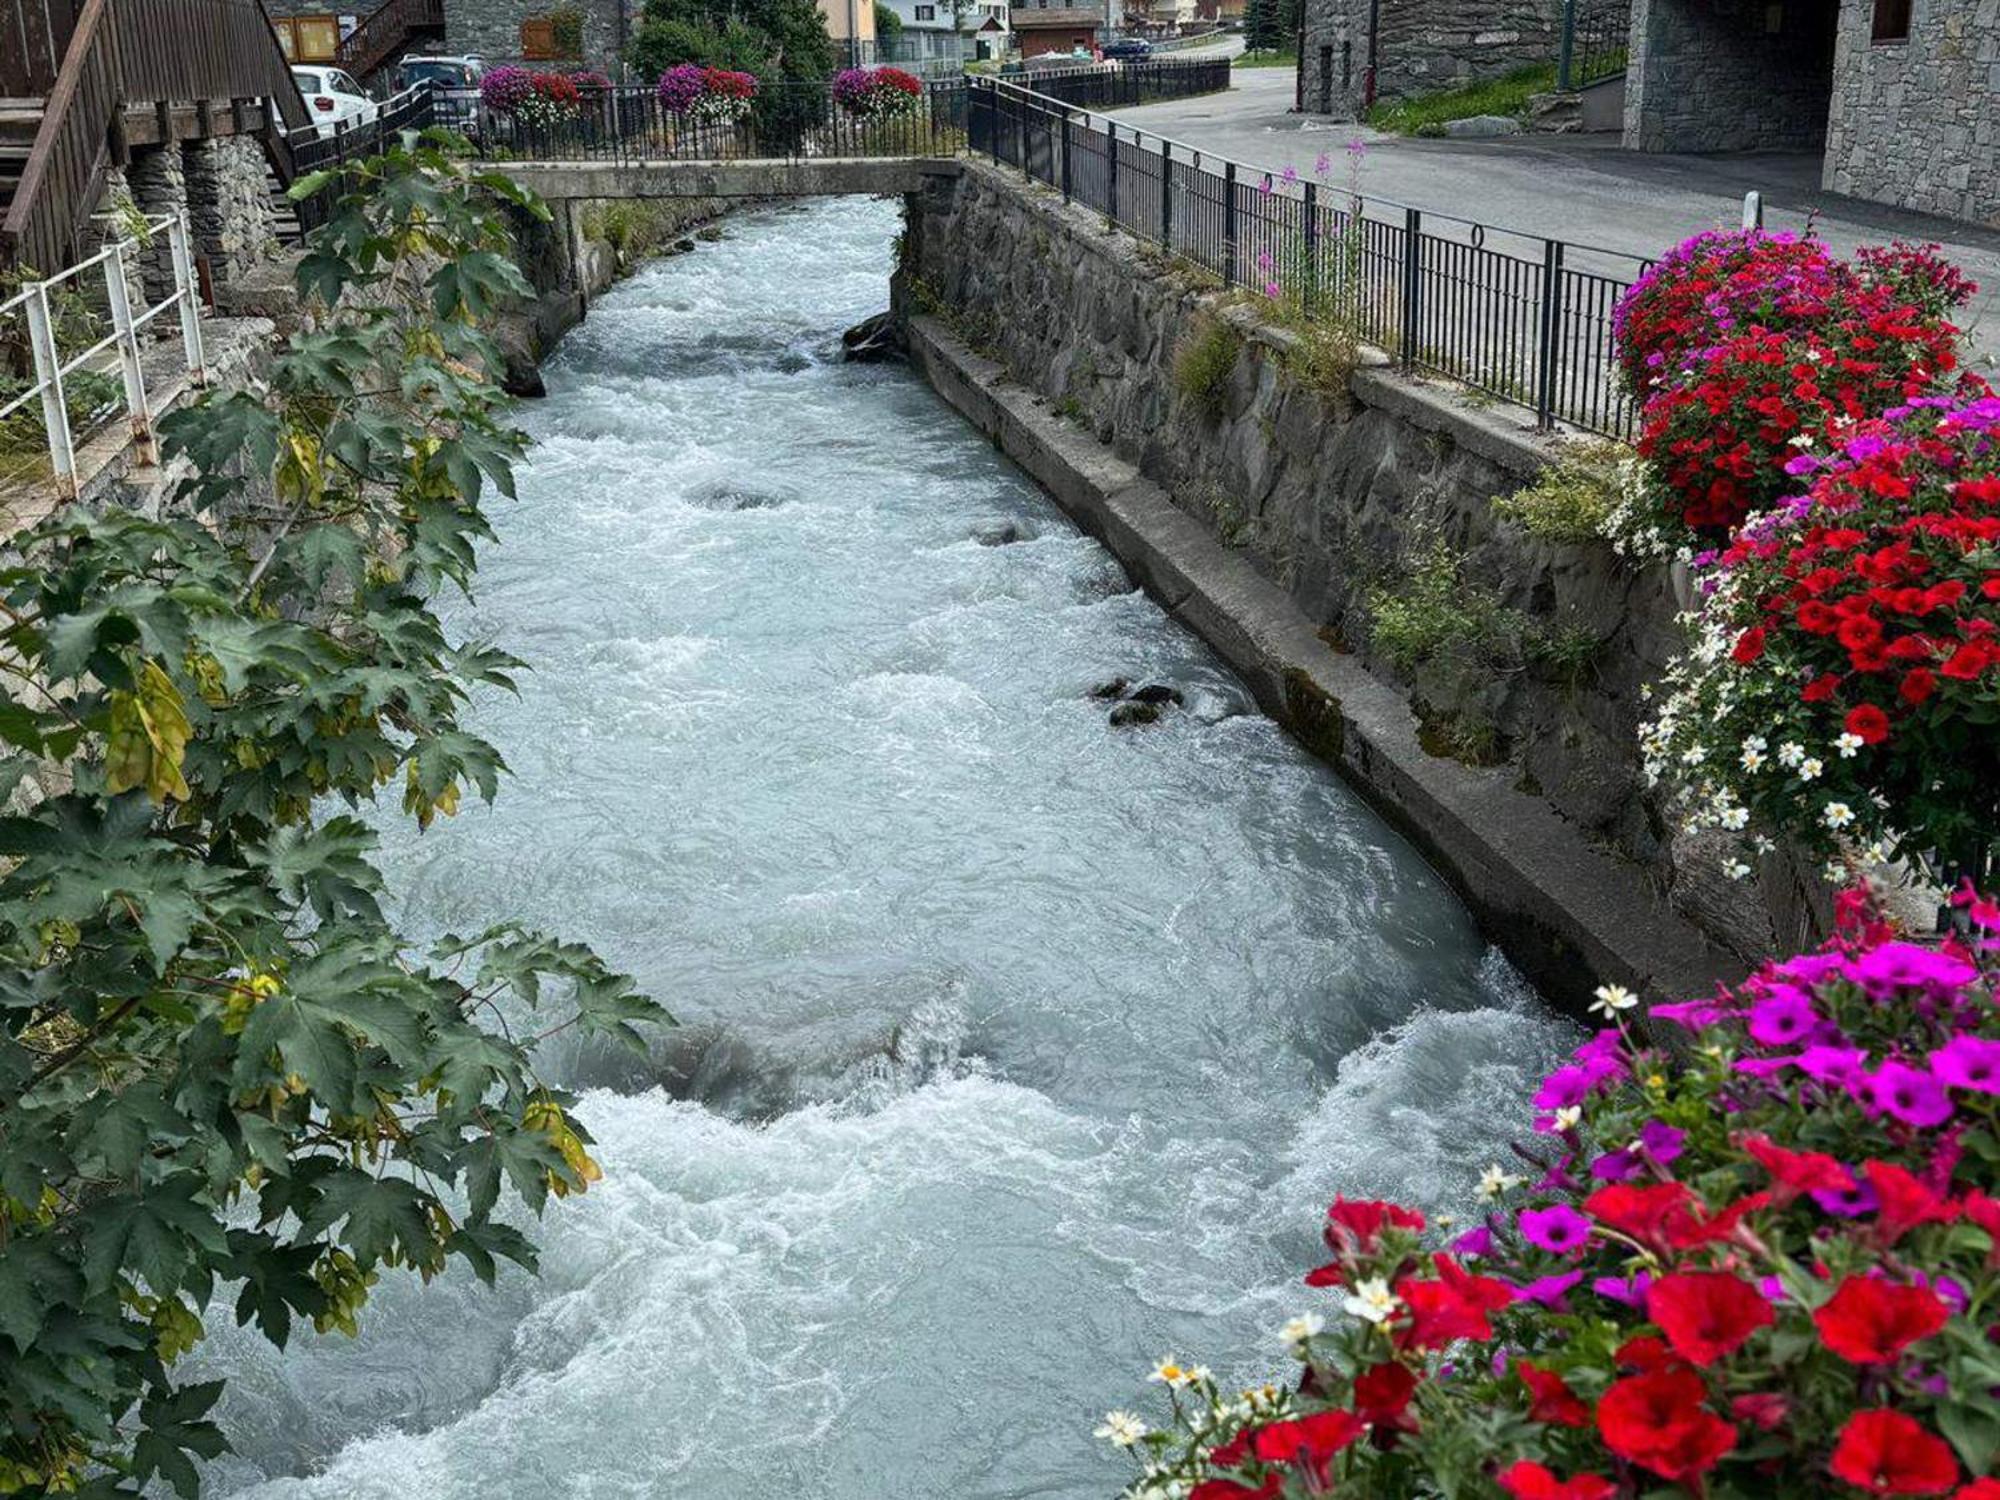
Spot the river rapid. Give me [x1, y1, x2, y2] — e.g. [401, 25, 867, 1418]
[195, 195, 1576, 1499]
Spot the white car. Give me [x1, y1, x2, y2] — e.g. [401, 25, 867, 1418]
[291, 66, 378, 128]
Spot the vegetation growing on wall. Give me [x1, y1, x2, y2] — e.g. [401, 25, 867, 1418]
[0, 134, 666, 1494]
[1172, 318, 1242, 424]
[1491, 448, 1625, 546]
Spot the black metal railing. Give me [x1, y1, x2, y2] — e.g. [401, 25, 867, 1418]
[287, 81, 438, 231]
[442, 81, 966, 166]
[1557, 0, 1629, 90]
[969, 77, 1648, 437]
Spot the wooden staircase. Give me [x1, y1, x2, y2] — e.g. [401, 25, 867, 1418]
[337, 0, 446, 85]
[0, 98, 42, 242]
[0, 0, 310, 275]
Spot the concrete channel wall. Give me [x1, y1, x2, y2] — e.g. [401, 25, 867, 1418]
[891, 160, 1834, 1015]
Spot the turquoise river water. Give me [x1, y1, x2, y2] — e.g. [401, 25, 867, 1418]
[193, 196, 1575, 1499]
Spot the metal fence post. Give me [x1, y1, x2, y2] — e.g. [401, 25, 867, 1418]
[1060, 108, 1072, 202]
[24, 282, 76, 499]
[1535, 238, 1564, 430]
[1223, 160, 1238, 286]
[1302, 180, 1319, 314]
[1399, 206, 1421, 369]
[168, 213, 207, 386]
[1160, 139, 1173, 249]
[101, 242, 156, 467]
[1557, 0, 1577, 91]
[1108, 122, 1120, 223]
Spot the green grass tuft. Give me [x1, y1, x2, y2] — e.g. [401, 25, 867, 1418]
[1365, 63, 1556, 135]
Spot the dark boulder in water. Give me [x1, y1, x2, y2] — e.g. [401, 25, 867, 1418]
[1090, 678, 1130, 700]
[1130, 683, 1184, 707]
[1109, 701, 1162, 728]
[842, 310, 905, 363]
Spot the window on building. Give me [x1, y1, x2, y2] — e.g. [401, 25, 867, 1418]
[520, 16, 560, 57]
[914, 4, 935, 17]
[1871, 0, 1911, 42]
[274, 13, 341, 61]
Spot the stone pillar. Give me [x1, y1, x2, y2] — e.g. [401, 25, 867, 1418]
[183, 135, 280, 290]
[126, 143, 190, 303]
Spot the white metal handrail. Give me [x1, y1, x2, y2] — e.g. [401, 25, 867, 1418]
[0, 210, 205, 497]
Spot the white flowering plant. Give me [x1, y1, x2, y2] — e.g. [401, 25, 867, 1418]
[1641, 392, 2000, 888]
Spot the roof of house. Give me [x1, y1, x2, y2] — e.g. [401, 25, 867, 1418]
[1009, 8, 1101, 25]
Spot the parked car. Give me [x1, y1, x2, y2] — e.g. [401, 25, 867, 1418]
[291, 65, 377, 127]
[396, 54, 484, 136]
[1102, 36, 1153, 58]
[396, 54, 483, 90]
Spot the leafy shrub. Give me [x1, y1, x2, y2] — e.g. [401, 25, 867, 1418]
[1493, 456, 1622, 545]
[1173, 319, 1241, 423]
[1366, 535, 1521, 676]
[1108, 884, 2000, 1500]
[0, 135, 666, 1493]
[1643, 389, 2000, 888]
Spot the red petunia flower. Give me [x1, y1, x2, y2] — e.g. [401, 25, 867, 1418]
[1829, 1409, 1960, 1495]
[1814, 1275, 1951, 1363]
[1323, 1197, 1425, 1255]
[1596, 1368, 1736, 1482]
[1731, 1391, 1792, 1431]
[1247, 1409, 1364, 1484]
[1353, 1361, 1419, 1432]
[1902, 667, 1938, 702]
[1517, 1362, 1589, 1427]
[1496, 1460, 1617, 1500]
[1846, 702, 1892, 744]
[1395, 1255, 1514, 1350]
[1738, 1132, 1855, 1203]
[1647, 1270, 1774, 1366]
[1732, 627, 1767, 664]
[1584, 1182, 1698, 1252]
[1190, 1477, 1281, 1500]
[1803, 672, 1843, 702]
[1865, 1160, 1962, 1246]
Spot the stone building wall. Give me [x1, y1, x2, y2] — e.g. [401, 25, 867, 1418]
[1300, 0, 1627, 118]
[444, 0, 630, 72]
[1822, 0, 2000, 228]
[895, 162, 1828, 980]
[1623, 0, 1836, 152]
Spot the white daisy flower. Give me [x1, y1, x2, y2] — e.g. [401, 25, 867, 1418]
[1342, 1278, 1401, 1324]
[1279, 1313, 1324, 1349]
[1149, 1358, 1194, 1387]
[1590, 983, 1637, 1018]
[1095, 1411, 1148, 1447]
[1835, 733, 1864, 758]
[1823, 801, 1856, 830]
[1478, 1163, 1523, 1199]
[1799, 757, 1824, 781]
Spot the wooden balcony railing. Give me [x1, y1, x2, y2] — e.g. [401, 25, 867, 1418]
[1, 0, 308, 274]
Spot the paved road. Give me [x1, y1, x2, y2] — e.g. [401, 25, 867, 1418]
[1110, 69, 2000, 369]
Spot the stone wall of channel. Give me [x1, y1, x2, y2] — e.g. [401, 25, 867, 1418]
[895, 161, 1829, 973]
[1823, 0, 2000, 229]
[1623, 0, 1836, 153]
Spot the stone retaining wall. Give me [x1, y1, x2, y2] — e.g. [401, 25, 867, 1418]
[895, 162, 1829, 997]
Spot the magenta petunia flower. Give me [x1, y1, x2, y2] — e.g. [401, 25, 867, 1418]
[1865, 1060, 1955, 1127]
[1812, 1179, 1880, 1217]
[1451, 1224, 1496, 1258]
[1512, 1270, 1584, 1308]
[1593, 1271, 1652, 1310]
[1798, 1044, 1870, 1087]
[1929, 1034, 2000, 1094]
[1517, 1205, 1592, 1256]
[1748, 989, 1821, 1047]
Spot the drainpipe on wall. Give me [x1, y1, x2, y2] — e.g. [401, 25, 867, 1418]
[1363, 0, 1378, 108]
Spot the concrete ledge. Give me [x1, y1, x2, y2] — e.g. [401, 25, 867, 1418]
[503, 157, 962, 201]
[905, 310, 1742, 1019]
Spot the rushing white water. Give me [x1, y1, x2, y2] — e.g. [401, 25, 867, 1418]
[196, 196, 1577, 1499]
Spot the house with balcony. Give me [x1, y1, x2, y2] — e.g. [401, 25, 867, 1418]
[261, 0, 629, 81]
